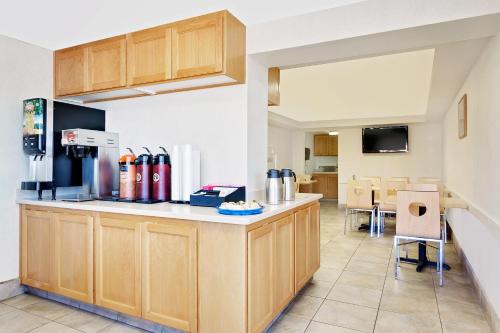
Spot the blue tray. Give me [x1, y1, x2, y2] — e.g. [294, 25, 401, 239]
[217, 207, 264, 215]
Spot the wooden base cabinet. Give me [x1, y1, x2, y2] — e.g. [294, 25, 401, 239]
[21, 201, 320, 333]
[142, 222, 198, 332]
[21, 209, 54, 291]
[248, 223, 275, 333]
[53, 213, 94, 303]
[95, 215, 142, 316]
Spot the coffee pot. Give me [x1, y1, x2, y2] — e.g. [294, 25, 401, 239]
[281, 169, 296, 201]
[266, 169, 282, 205]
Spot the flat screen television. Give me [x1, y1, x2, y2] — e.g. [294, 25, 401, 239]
[362, 126, 408, 153]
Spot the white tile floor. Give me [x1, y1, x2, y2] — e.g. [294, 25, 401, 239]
[268, 201, 491, 333]
[0, 201, 491, 333]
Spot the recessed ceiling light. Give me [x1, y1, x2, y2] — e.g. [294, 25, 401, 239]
[329, 131, 339, 136]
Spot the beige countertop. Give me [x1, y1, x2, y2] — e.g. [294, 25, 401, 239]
[17, 193, 323, 225]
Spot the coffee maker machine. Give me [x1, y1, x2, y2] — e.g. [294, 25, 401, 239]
[61, 129, 119, 201]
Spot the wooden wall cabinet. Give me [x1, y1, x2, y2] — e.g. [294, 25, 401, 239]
[87, 36, 127, 91]
[54, 47, 86, 96]
[53, 213, 94, 303]
[268, 67, 280, 106]
[127, 27, 172, 86]
[54, 10, 245, 102]
[142, 222, 198, 332]
[95, 215, 142, 316]
[21, 209, 54, 291]
[314, 134, 338, 156]
[312, 173, 338, 199]
[172, 13, 223, 79]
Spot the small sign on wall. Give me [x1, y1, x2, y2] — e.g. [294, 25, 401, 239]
[458, 94, 467, 139]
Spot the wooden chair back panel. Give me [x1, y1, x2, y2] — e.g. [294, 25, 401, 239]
[346, 180, 373, 210]
[389, 177, 410, 183]
[379, 180, 407, 211]
[396, 190, 441, 239]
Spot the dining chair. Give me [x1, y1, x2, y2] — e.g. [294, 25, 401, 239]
[359, 176, 381, 203]
[345, 180, 377, 237]
[389, 177, 410, 183]
[394, 188, 445, 286]
[377, 180, 407, 237]
[411, 182, 448, 242]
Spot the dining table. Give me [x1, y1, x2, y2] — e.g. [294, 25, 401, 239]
[360, 186, 468, 273]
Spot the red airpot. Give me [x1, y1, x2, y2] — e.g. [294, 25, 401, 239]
[153, 147, 171, 202]
[135, 147, 153, 202]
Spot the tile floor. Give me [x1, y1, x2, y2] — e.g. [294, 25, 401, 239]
[0, 201, 491, 333]
[268, 201, 491, 333]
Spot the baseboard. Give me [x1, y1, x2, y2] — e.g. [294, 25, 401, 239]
[452, 234, 500, 332]
[0, 279, 25, 301]
[25, 287, 183, 333]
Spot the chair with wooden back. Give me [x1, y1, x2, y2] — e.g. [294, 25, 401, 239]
[412, 181, 448, 241]
[345, 180, 377, 237]
[359, 176, 381, 203]
[394, 188, 445, 286]
[389, 177, 410, 183]
[377, 180, 407, 237]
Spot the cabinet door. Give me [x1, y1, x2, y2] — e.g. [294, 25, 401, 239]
[54, 47, 86, 96]
[308, 204, 321, 276]
[87, 36, 127, 91]
[274, 216, 294, 313]
[127, 27, 172, 86]
[312, 174, 327, 195]
[142, 222, 198, 332]
[95, 216, 141, 316]
[268, 67, 280, 106]
[248, 223, 274, 333]
[21, 209, 54, 291]
[327, 136, 338, 156]
[326, 175, 338, 199]
[171, 13, 223, 79]
[294, 208, 309, 293]
[53, 213, 94, 303]
[314, 135, 328, 156]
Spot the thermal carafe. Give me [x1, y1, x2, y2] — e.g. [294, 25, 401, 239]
[281, 169, 296, 201]
[266, 169, 282, 205]
[153, 147, 171, 202]
[119, 148, 136, 200]
[135, 147, 153, 201]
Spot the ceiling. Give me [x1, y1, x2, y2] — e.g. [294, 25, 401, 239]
[269, 38, 489, 128]
[0, 0, 365, 50]
[270, 49, 436, 122]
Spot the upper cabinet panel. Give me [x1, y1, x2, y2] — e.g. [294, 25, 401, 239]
[171, 13, 223, 79]
[54, 47, 86, 96]
[87, 36, 127, 91]
[54, 10, 245, 102]
[127, 27, 172, 86]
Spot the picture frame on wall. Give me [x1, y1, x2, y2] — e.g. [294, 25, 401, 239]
[458, 94, 467, 139]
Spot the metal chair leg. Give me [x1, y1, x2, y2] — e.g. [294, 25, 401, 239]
[344, 208, 348, 235]
[439, 239, 444, 286]
[370, 209, 375, 237]
[393, 237, 399, 279]
[377, 209, 381, 238]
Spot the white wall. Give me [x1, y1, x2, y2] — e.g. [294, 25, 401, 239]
[93, 85, 248, 187]
[442, 33, 500, 316]
[267, 125, 306, 174]
[0, 35, 53, 282]
[337, 122, 443, 204]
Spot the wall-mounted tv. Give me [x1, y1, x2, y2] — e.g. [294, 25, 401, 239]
[362, 126, 408, 153]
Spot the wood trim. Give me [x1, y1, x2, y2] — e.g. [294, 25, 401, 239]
[245, 201, 319, 232]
